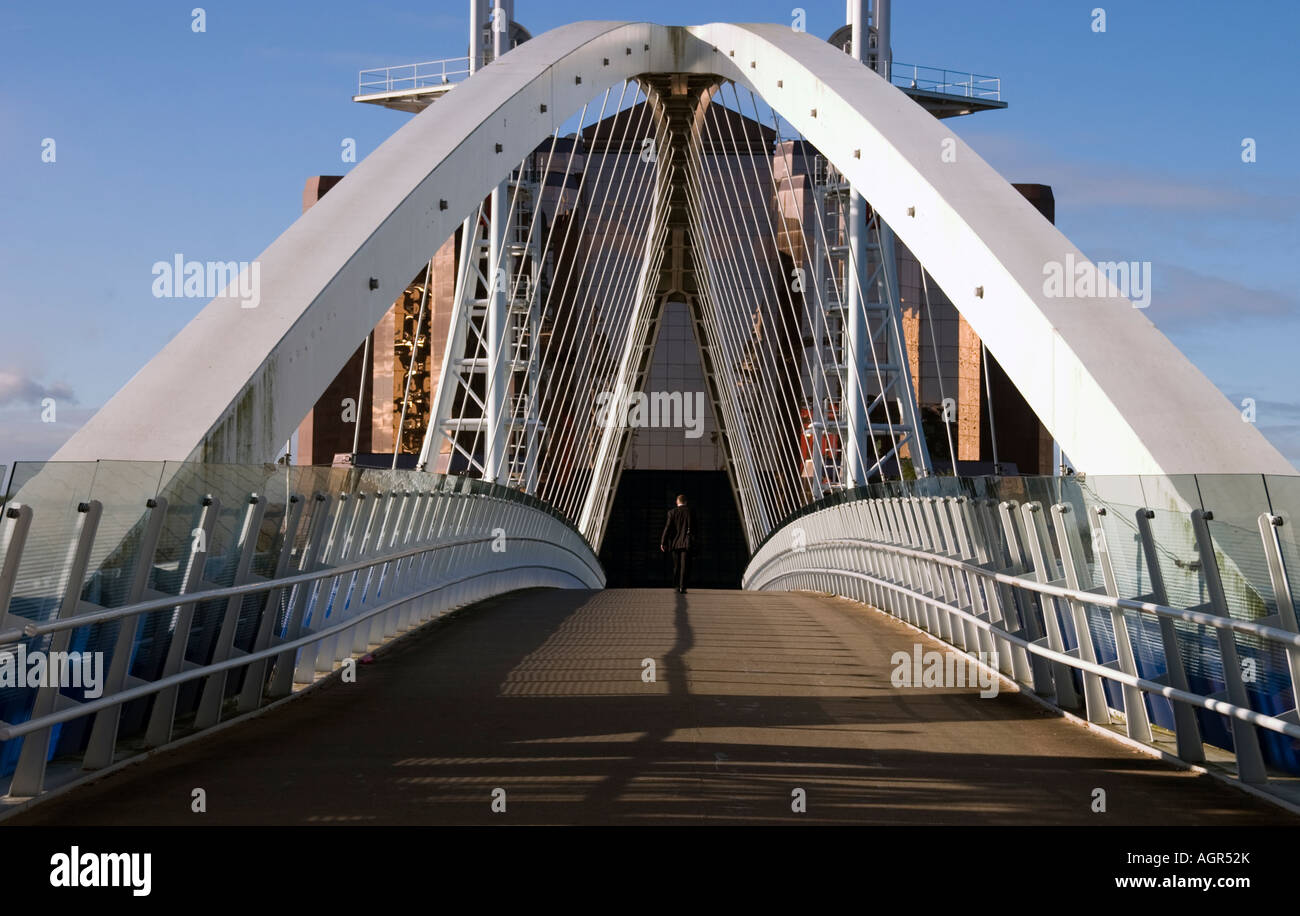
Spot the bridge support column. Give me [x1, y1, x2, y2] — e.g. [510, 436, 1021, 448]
[844, 1, 873, 487]
[844, 191, 871, 487]
[484, 1, 512, 484]
[485, 181, 510, 483]
[841, 0, 930, 484]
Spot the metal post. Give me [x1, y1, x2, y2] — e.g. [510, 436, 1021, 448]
[999, 499, 1053, 694]
[874, 0, 892, 78]
[377, 493, 414, 640]
[1051, 503, 1113, 724]
[235, 495, 305, 713]
[303, 491, 362, 673]
[973, 498, 1030, 681]
[842, 0, 929, 482]
[483, 4, 512, 483]
[1258, 513, 1300, 710]
[946, 497, 985, 654]
[1134, 507, 1204, 762]
[523, 266, 542, 492]
[1190, 509, 1267, 784]
[1018, 501, 1081, 709]
[485, 180, 510, 483]
[11, 500, 104, 796]
[422, 211, 483, 474]
[144, 497, 220, 748]
[469, 0, 484, 73]
[809, 223, 828, 493]
[269, 493, 336, 698]
[194, 495, 268, 729]
[0, 505, 34, 628]
[843, 1, 871, 487]
[83, 498, 167, 766]
[1091, 506, 1153, 742]
[344, 493, 389, 660]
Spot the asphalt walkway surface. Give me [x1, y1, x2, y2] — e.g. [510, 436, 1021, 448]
[11, 588, 1293, 825]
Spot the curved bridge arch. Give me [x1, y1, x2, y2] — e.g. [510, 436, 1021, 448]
[55, 21, 1291, 480]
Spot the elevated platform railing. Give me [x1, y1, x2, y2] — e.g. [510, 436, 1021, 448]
[355, 57, 1000, 105]
[356, 56, 473, 97]
[0, 461, 602, 804]
[745, 473, 1300, 794]
[889, 60, 1001, 101]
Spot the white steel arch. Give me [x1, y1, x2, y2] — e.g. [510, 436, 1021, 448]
[54, 21, 1292, 480]
[693, 23, 1292, 477]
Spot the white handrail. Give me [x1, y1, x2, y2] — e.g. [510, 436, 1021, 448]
[748, 537, 1300, 650]
[890, 60, 1001, 101]
[745, 490, 1300, 790]
[0, 479, 602, 800]
[760, 562, 1300, 741]
[357, 56, 473, 95]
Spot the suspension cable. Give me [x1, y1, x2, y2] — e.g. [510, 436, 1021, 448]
[982, 342, 1001, 473]
[919, 267, 956, 473]
[775, 109, 891, 483]
[536, 86, 664, 518]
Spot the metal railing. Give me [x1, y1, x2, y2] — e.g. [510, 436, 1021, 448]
[890, 61, 1001, 101]
[745, 473, 1300, 790]
[357, 56, 473, 96]
[0, 461, 602, 802]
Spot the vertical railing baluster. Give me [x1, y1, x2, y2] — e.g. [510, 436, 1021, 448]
[11, 500, 104, 796]
[269, 493, 335, 698]
[1191, 509, 1267, 784]
[194, 496, 269, 730]
[1257, 513, 1300, 714]
[1135, 507, 1204, 762]
[0, 505, 35, 628]
[143, 497, 220, 749]
[1020, 501, 1081, 707]
[235, 495, 304, 713]
[377, 492, 413, 639]
[361, 493, 400, 652]
[335, 492, 383, 667]
[949, 497, 991, 662]
[1051, 503, 1112, 724]
[1007, 501, 1062, 699]
[83, 497, 169, 768]
[1091, 507, 1153, 742]
[300, 492, 357, 675]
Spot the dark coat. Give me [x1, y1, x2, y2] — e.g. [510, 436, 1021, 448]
[661, 505, 695, 551]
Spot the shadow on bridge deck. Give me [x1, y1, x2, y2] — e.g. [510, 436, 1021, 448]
[10, 588, 1294, 825]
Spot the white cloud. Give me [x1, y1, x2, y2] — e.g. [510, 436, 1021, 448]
[0, 369, 77, 407]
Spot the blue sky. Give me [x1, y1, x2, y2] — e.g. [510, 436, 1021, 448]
[1, 0, 1297, 472]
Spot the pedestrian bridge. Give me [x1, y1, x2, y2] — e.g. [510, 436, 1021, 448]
[2, 16, 1299, 824]
[2, 462, 1300, 823]
[7, 588, 1289, 825]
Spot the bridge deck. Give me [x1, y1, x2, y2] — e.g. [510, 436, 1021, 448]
[12, 589, 1292, 825]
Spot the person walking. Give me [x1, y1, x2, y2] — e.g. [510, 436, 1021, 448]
[660, 494, 695, 593]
